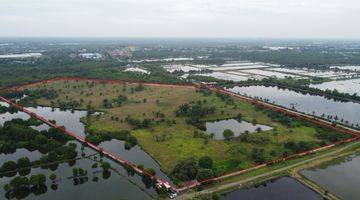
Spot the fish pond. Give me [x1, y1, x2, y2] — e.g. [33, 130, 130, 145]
[227, 85, 360, 127]
[301, 154, 360, 200]
[221, 177, 322, 200]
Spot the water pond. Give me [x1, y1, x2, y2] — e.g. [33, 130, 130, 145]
[205, 119, 272, 140]
[301, 154, 360, 200]
[227, 85, 360, 127]
[221, 177, 322, 200]
[310, 78, 360, 96]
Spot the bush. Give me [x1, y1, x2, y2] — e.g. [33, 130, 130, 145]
[144, 168, 156, 176]
[17, 157, 31, 168]
[0, 161, 17, 173]
[50, 174, 57, 182]
[101, 162, 111, 172]
[172, 158, 198, 181]
[199, 156, 213, 169]
[223, 129, 234, 140]
[251, 148, 266, 164]
[196, 168, 214, 181]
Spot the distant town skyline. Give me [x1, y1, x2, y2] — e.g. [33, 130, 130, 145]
[1, 0, 360, 39]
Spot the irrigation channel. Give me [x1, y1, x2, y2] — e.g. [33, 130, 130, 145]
[2, 77, 360, 195]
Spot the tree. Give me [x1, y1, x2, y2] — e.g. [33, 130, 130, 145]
[256, 127, 262, 133]
[46, 151, 59, 162]
[0, 161, 17, 173]
[101, 162, 111, 172]
[3, 184, 10, 192]
[172, 158, 198, 181]
[144, 168, 156, 176]
[223, 129, 234, 140]
[251, 148, 266, 164]
[10, 176, 29, 189]
[199, 156, 213, 169]
[73, 168, 79, 177]
[196, 168, 214, 181]
[29, 174, 46, 187]
[78, 168, 85, 176]
[137, 164, 144, 170]
[17, 157, 31, 168]
[50, 174, 57, 182]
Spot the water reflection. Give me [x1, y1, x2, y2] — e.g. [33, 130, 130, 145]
[301, 154, 360, 200]
[227, 85, 360, 127]
[0, 102, 170, 199]
[310, 79, 360, 96]
[205, 119, 272, 140]
[222, 177, 322, 200]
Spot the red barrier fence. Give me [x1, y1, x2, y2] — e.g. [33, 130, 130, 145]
[0, 77, 197, 94]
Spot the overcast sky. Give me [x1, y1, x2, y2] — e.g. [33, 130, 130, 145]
[1, 0, 360, 38]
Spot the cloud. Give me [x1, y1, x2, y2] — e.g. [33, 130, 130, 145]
[0, 0, 360, 38]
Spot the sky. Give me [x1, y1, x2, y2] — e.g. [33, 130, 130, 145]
[1, 0, 360, 38]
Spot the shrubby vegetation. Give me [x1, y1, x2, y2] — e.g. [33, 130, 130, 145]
[223, 129, 234, 140]
[172, 156, 216, 182]
[172, 158, 198, 181]
[19, 89, 59, 106]
[175, 102, 216, 127]
[125, 116, 152, 129]
[315, 127, 352, 143]
[3, 174, 47, 193]
[0, 105, 18, 114]
[0, 119, 78, 171]
[264, 108, 301, 128]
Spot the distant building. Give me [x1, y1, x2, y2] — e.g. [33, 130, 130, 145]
[0, 53, 42, 59]
[79, 53, 102, 59]
[108, 49, 132, 57]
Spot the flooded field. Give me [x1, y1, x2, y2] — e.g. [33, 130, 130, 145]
[301, 154, 360, 200]
[0, 152, 155, 200]
[330, 65, 360, 71]
[310, 79, 360, 96]
[241, 69, 299, 78]
[124, 67, 150, 74]
[205, 119, 272, 140]
[162, 64, 201, 73]
[0, 102, 171, 199]
[0, 53, 42, 59]
[197, 72, 250, 81]
[222, 177, 322, 200]
[227, 85, 360, 127]
[208, 65, 271, 71]
[267, 67, 358, 79]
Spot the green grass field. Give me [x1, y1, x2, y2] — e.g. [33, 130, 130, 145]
[18, 80, 350, 175]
